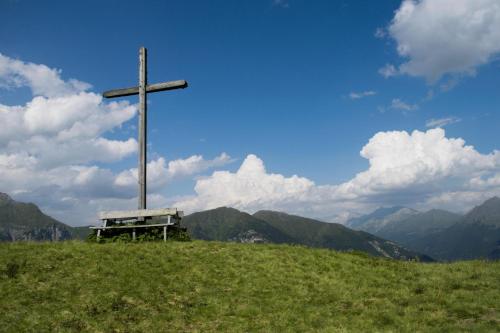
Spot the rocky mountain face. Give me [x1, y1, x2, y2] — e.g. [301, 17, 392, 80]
[0, 193, 74, 241]
[183, 207, 432, 261]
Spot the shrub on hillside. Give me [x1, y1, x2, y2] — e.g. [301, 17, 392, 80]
[87, 225, 191, 243]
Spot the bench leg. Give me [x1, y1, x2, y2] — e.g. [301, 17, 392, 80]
[97, 229, 101, 240]
[132, 229, 136, 241]
[163, 226, 167, 242]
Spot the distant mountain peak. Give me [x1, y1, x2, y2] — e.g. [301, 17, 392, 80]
[189, 206, 256, 221]
[426, 208, 446, 214]
[0, 192, 13, 203]
[468, 196, 500, 213]
[254, 210, 289, 217]
[369, 206, 418, 219]
[481, 196, 500, 206]
[372, 206, 406, 215]
[195, 206, 246, 215]
[212, 206, 241, 213]
[346, 205, 418, 231]
[463, 196, 500, 227]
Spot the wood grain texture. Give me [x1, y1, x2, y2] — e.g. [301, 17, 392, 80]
[138, 47, 147, 210]
[102, 80, 188, 98]
[98, 208, 182, 220]
[90, 223, 175, 230]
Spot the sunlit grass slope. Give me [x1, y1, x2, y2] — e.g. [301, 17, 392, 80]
[1, 241, 499, 332]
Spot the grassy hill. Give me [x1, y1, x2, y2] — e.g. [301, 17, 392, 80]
[182, 207, 294, 243]
[1, 241, 498, 332]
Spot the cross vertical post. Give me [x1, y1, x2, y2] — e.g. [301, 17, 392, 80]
[138, 47, 147, 210]
[100, 46, 188, 228]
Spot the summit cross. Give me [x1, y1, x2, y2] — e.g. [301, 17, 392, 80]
[103, 47, 188, 210]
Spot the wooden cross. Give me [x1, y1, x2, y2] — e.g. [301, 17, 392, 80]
[103, 47, 188, 211]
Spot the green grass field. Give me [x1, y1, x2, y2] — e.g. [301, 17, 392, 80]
[1, 241, 499, 332]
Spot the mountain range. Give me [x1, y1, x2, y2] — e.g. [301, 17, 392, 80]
[345, 197, 500, 261]
[1, 190, 499, 261]
[0, 192, 429, 261]
[182, 207, 432, 261]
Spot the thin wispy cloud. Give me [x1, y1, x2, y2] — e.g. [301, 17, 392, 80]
[374, 27, 386, 39]
[440, 78, 460, 92]
[390, 98, 418, 112]
[378, 64, 397, 78]
[272, 0, 289, 8]
[349, 91, 376, 100]
[378, 98, 419, 114]
[426, 117, 461, 128]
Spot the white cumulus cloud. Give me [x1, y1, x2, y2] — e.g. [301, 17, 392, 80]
[114, 153, 234, 191]
[382, 0, 500, 82]
[0, 53, 91, 97]
[175, 154, 315, 213]
[336, 128, 496, 196]
[175, 129, 500, 218]
[0, 54, 138, 168]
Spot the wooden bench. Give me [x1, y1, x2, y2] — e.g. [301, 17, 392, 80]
[90, 208, 184, 241]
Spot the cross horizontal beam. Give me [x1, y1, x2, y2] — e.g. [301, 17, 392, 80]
[103, 79, 188, 98]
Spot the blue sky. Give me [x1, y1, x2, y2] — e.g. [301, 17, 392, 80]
[1, 0, 500, 225]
